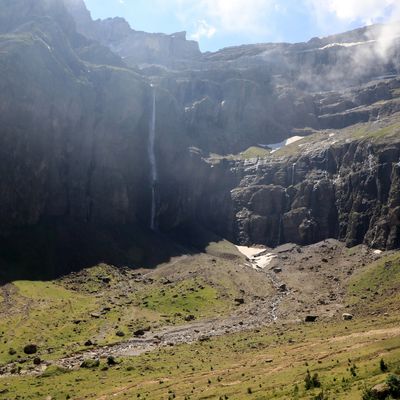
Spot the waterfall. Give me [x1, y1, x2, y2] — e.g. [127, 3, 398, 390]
[148, 85, 158, 231]
[291, 162, 296, 186]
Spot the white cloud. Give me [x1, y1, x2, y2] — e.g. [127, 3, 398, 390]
[307, 0, 400, 59]
[190, 20, 216, 41]
[197, 0, 274, 35]
[308, 0, 400, 26]
[173, 0, 276, 40]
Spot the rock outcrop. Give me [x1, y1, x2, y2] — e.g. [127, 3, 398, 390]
[1, 0, 400, 278]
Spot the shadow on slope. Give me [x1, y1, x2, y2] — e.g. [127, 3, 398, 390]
[0, 218, 237, 283]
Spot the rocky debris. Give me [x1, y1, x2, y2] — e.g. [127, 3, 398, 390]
[90, 313, 101, 319]
[133, 328, 150, 337]
[305, 316, 318, 322]
[370, 383, 391, 399]
[116, 330, 125, 337]
[342, 313, 354, 321]
[107, 356, 118, 366]
[99, 277, 111, 284]
[23, 344, 37, 355]
[80, 359, 100, 369]
[184, 315, 196, 322]
[33, 357, 41, 365]
[234, 298, 245, 305]
[278, 284, 287, 292]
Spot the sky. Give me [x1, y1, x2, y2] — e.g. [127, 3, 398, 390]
[83, 0, 400, 52]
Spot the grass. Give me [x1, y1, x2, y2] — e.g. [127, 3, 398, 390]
[0, 250, 399, 399]
[0, 258, 245, 366]
[351, 122, 400, 140]
[238, 146, 271, 159]
[346, 253, 400, 313]
[1, 316, 399, 399]
[136, 278, 229, 320]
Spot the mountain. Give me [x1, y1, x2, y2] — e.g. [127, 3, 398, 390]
[0, 0, 400, 278]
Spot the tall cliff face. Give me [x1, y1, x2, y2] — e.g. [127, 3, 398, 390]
[0, 0, 186, 276]
[220, 122, 400, 250]
[64, 0, 201, 67]
[1, 0, 400, 278]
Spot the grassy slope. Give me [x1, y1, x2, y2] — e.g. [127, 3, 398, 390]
[1, 317, 399, 399]
[0, 252, 399, 399]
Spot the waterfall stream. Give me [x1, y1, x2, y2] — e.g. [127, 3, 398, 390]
[148, 85, 157, 231]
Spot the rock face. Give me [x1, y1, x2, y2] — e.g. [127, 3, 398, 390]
[1, 0, 400, 277]
[196, 129, 400, 250]
[64, 0, 201, 67]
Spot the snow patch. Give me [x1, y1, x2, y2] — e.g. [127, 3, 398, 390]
[236, 246, 277, 270]
[319, 40, 376, 50]
[262, 136, 304, 153]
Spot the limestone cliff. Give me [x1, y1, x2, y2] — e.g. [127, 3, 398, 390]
[1, 0, 400, 278]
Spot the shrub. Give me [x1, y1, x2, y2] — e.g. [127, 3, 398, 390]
[80, 359, 100, 369]
[380, 359, 389, 372]
[305, 371, 321, 390]
[387, 375, 400, 397]
[8, 348, 16, 356]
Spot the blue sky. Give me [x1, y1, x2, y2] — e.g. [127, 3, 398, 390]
[83, 0, 399, 51]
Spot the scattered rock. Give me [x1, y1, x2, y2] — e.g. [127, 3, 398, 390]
[33, 357, 41, 365]
[278, 284, 287, 292]
[116, 330, 125, 337]
[80, 359, 100, 369]
[370, 383, 391, 399]
[304, 315, 318, 322]
[107, 356, 118, 366]
[23, 344, 37, 355]
[90, 312, 101, 319]
[184, 315, 196, 322]
[234, 298, 245, 305]
[84, 340, 93, 346]
[273, 267, 282, 273]
[342, 313, 354, 321]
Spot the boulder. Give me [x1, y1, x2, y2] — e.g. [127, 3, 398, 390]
[278, 284, 287, 292]
[33, 357, 41, 365]
[370, 383, 391, 399]
[80, 359, 100, 369]
[23, 344, 37, 355]
[305, 315, 318, 322]
[342, 313, 354, 321]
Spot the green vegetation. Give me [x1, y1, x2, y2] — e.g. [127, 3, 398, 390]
[239, 146, 271, 159]
[347, 254, 400, 313]
[0, 249, 399, 399]
[351, 121, 400, 140]
[0, 316, 399, 399]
